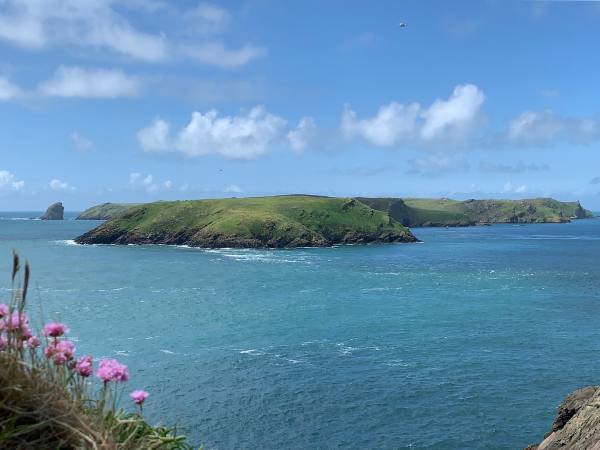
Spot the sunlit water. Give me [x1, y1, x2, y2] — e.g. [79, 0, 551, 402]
[1, 212, 600, 449]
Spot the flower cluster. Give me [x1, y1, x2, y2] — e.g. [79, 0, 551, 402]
[0, 309, 148, 412]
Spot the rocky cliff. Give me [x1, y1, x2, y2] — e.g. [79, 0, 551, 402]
[526, 386, 600, 449]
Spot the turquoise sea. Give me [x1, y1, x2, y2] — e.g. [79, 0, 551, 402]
[1, 213, 600, 450]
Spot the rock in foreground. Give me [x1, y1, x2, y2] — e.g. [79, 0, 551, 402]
[40, 202, 64, 220]
[525, 386, 600, 449]
[75, 195, 418, 248]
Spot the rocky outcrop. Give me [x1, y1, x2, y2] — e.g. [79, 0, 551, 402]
[525, 386, 600, 449]
[40, 202, 64, 220]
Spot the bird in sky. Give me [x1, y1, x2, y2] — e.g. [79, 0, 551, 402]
[399, 22, 407, 28]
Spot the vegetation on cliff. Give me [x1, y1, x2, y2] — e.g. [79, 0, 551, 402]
[358, 197, 594, 227]
[0, 253, 193, 449]
[75, 195, 417, 248]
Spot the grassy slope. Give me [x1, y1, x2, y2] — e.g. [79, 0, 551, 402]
[76, 202, 141, 220]
[75, 196, 416, 248]
[358, 197, 594, 227]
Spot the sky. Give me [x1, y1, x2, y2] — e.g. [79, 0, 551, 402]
[2, 0, 600, 211]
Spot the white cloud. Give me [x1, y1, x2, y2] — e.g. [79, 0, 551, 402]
[39, 66, 140, 98]
[506, 110, 600, 146]
[0, 170, 25, 191]
[137, 119, 171, 152]
[502, 181, 528, 194]
[49, 178, 75, 192]
[0, 76, 21, 100]
[342, 84, 485, 148]
[185, 3, 231, 34]
[287, 117, 317, 152]
[224, 184, 243, 194]
[406, 154, 470, 177]
[138, 106, 287, 160]
[129, 172, 173, 193]
[0, 0, 167, 61]
[70, 132, 93, 151]
[183, 42, 266, 68]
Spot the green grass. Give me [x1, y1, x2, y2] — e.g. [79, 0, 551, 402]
[75, 196, 416, 248]
[77, 203, 141, 220]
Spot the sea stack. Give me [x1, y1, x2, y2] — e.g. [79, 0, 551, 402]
[40, 202, 64, 220]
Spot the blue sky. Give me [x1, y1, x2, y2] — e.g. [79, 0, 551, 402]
[2, 0, 600, 210]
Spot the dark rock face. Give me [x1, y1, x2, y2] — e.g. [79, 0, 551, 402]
[40, 202, 64, 220]
[525, 386, 600, 450]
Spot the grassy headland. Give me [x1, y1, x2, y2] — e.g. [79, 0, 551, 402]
[358, 197, 594, 227]
[77, 203, 141, 220]
[75, 195, 417, 248]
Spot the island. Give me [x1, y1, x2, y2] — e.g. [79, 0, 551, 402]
[76, 202, 140, 220]
[40, 202, 64, 220]
[358, 197, 594, 227]
[74, 195, 418, 248]
[77, 197, 594, 228]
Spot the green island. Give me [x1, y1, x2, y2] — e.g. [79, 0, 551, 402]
[74, 195, 594, 249]
[75, 195, 418, 248]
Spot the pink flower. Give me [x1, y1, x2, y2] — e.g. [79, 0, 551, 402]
[43, 322, 69, 338]
[0, 304, 8, 318]
[130, 390, 149, 405]
[75, 355, 93, 377]
[26, 336, 40, 349]
[96, 358, 129, 383]
[44, 339, 76, 364]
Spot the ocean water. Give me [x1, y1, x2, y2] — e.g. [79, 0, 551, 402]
[1, 213, 600, 450]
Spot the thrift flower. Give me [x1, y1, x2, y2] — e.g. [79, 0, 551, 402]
[0, 303, 8, 318]
[96, 358, 129, 383]
[130, 390, 149, 406]
[56, 340, 76, 359]
[43, 322, 69, 338]
[75, 355, 93, 377]
[26, 335, 40, 349]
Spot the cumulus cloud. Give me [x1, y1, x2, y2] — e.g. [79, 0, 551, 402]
[479, 161, 549, 174]
[502, 181, 528, 194]
[0, 0, 167, 61]
[49, 178, 75, 192]
[406, 154, 470, 177]
[505, 110, 600, 146]
[224, 184, 243, 194]
[183, 42, 266, 68]
[70, 132, 93, 152]
[138, 106, 287, 160]
[0, 76, 21, 100]
[287, 117, 317, 152]
[0, 170, 25, 191]
[342, 84, 485, 148]
[39, 66, 140, 98]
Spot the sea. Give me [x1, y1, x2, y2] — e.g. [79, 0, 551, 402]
[1, 211, 599, 450]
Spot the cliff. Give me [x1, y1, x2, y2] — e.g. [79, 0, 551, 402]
[74, 195, 418, 248]
[525, 386, 600, 449]
[76, 202, 140, 220]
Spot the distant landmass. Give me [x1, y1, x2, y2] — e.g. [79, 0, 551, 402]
[74, 196, 418, 248]
[358, 197, 594, 227]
